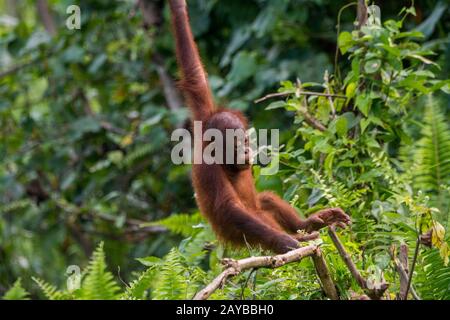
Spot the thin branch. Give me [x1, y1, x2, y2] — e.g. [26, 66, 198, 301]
[254, 91, 347, 104]
[356, 0, 368, 30]
[312, 248, 339, 300]
[390, 245, 420, 300]
[299, 108, 327, 132]
[405, 238, 420, 300]
[138, 0, 184, 112]
[328, 228, 388, 299]
[153, 53, 184, 111]
[36, 0, 56, 36]
[193, 244, 319, 300]
[398, 243, 409, 299]
[328, 228, 366, 289]
[323, 71, 336, 119]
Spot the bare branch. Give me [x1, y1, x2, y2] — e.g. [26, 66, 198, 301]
[323, 71, 336, 119]
[153, 53, 184, 111]
[193, 244, 319, 300]
[356, 0, 368, 30]
[36, 0, 56, 36]
[138, 0, 184, 112]
[328, 228, 388, 299]
[299, 108, 327, 132]
[312, 248, 339, 300]
[405, 238, 420, 300]
[328, 228, 366, 289]
[390, 245, 420, 300]
[254, 91, 347, 104]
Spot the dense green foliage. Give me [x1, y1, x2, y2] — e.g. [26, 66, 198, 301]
[0, 0, 449, 300]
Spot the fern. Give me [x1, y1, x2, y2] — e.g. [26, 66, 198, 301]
[310, 169, 367, 209]
[413, 96, 450, 224]
[152, 248, 190, 299]
[416, 248, 450, 299]
[122, 267, 155, 300]
[145, 212, 205, 237]
[179, 228, 215, 265]
[123, 143, 156, 167]
[33, 277, 70, 300]
[77, 242, 121, 300]
[2, 278, 30, 300]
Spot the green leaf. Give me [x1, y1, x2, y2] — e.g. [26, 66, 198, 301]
[338, 31, 353, 54]
[136, 256, 162, 267]
[324, 152, 335, 177]
[355, 94, 372, 117]
[360, 117, 370, 133]
[265, 101, 286, 110]
[335, 116, 348, 137]
[345, 82, 357, 99]
[406, 54, 438, 66]
[364, 59, 382, 74]
[3, 279, 29, 300]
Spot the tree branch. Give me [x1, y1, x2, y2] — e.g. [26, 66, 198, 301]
[356, 0, 368, 30]
[328, 228, 388, 299]
[328, 228, 366, 288]
[299, 108, 327, 132]
[390, 244, 420, 300]
[312, 248, 339, 300]
[138, 0, 184, 112]
[193, 244, 319, 300]
[254, 91, 347, 104]
[404, 238, 420, 300]
[36, 0, 56, 36]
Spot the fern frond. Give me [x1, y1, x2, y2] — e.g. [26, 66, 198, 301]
[2, 278, 30, 300]
[414, 96, 450, 224]
[123, 143, 156, 167]
[310, 169, 367, 209]
[145, 213, 205, 237]
[416, 248, 450, 299]
[32, 277, 69, 300]
[78, 242, 121, 300]
[122, 267, 155, 300]
[152, 248, 189, 300]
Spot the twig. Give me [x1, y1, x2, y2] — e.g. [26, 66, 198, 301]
[254, 91, 346, 104]
[299, 108, 327, 132]
[398, 244, 409, 299]
[390, 245, 420, 300]
[334, 2, 358, 82]
[312, 248, 339, 300]
[193, 244, 319, 300]
[405, 238, 420, 300]
[153, 53, 184, 111]
[138, 0, 184, 113]
[36, 0, 56, 36]
[323, 71, 336, 119]
[356, 0, 368, 31]
[328, 227, 388, 299]
[240, 268, 257, 299]
[328, 228, 366, 289]
[297, 79, 327, 132]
